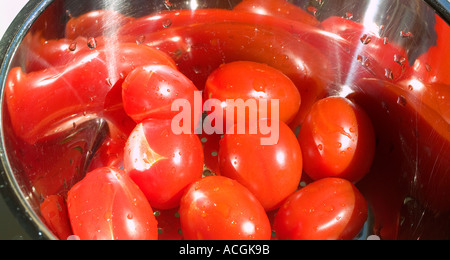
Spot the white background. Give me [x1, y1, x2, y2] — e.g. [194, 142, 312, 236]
[0, 0, 29, 39]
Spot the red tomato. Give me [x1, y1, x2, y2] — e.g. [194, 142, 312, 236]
[204, 61, 301, 129]
[179, 176, 271, 240]
[298, 97, 376, 183]
[67, 167, 158, 240]
[123, 119, 204, 210]
[218, 119, 303, 211]
[65, 10, 134, 39]
[23, 35, 89, 72]
[233, 0, 320, 26]
[122, 65, 201, 130]
[40, 195, 73, 240]
[273, 178, 368, 240]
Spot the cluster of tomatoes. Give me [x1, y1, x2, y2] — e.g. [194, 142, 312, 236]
[7, 0, 450, 240]
[42, 57, 375, 240]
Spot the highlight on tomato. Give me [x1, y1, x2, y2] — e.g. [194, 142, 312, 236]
[298, 96, 376, 183]
[179, 176, 272, 240]
[204, 61, 301, 131]
[273, 178, 368, 240]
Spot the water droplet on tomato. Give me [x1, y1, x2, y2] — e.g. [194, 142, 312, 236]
[317, 144, 324, 151]
[357, 55, 371, 67]
[87, 37, 97, 49]
[394, 54, 406, 66]
[162, 19, 172, 28]
[397, 96, 407, 107]
[385, 68, 394, 80]
[127, 214, 134, 220]
[68, 42, 77, 51]
[136, 35, 145, 45]
[360, 34, 372, 45]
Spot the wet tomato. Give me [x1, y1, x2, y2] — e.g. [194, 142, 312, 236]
[179, 176, 271, 240]
[233, 0, 320, 26]
[67, 167, 158, 240]
[204, 61, 301, 130]
[218, 119, 303, 211]
[273, 178, 368, 240]
[124, 119, 204, 210]
[122, 65, 201, 130]
[298, 97, 376, 183]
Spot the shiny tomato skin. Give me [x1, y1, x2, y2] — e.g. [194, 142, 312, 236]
[179, 176, 271, 240]
[298, 97, 376, 183]
[122, 65, 201, 129]
[5, 43, 177, 145]
[274, 178, 368, 240]
[67, 167, 158, 240]
[204, 61, 301, 127]
[218, 119, 303, 211]
[124, 119, 204, 210]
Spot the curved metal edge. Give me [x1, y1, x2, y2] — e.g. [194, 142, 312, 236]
[424, 0, 450, 24]
[0, 0, 58, 240]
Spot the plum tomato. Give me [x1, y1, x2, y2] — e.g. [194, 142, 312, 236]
[204, 61, 301, 130]
[273, 178, 368, 240]
[122, 65, 201, 130]
[179, 176, 272, 240]
[67, 167, 158, 240]
[298, 96, 376, 183]
[123, 119, 204, 210]
[218, 119, 303, 211]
